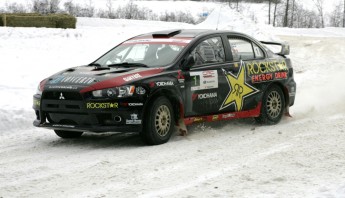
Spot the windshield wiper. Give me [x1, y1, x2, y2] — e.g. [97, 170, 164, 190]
[107, 62, 149, 68]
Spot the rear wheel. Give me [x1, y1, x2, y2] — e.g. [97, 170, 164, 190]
[54, 130, 83, 138]
[141, 96, 174, 145]
[255, 84, 285, 125]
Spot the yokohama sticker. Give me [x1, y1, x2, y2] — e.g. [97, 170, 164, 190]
[198, 92, 217, 99]
[156, 81, 174, 86]
[190, 70, 218, 91]
[128, 103, 143, 106]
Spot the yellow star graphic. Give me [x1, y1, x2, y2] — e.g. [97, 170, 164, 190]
[220, 62, 259, 111]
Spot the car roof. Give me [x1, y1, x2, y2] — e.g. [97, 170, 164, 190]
[134, 29, 244, 39]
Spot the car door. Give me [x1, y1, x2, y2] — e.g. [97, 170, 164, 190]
[183, 36, 228, 117]
[219, 35, 266, 113]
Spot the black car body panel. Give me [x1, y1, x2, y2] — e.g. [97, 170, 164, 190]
[33, 29, 296, 135]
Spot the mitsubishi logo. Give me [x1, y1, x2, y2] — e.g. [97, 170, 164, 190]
[59, 93, 65, 100]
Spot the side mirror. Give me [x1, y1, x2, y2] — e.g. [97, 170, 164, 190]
[181, 55, 195, 71]
[280, 43, 290, 55]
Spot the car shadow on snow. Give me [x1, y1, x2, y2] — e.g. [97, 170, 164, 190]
[42, 116, 292, 148]
[46, 132, 146, 148]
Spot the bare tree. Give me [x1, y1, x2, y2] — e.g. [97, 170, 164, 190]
[330, 0, 344, 27]
[290, 0, 295, 27]
[32, 0, 60, 14]
[283, 0, 290, 27]
[273, 0, 279, 26]
[106, 0, 114, 18]
[268, 0, 271, 24]
[228, 0, 240, 12]
[343, 0, 345, 27]
[313, 0, 325, 28]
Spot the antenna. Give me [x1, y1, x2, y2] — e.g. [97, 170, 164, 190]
[216, 3, 222, 30]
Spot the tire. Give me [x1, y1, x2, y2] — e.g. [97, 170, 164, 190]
[141, 96, 174, 145]
[255, 84, 285, 125]
[54, 130, 83, 138]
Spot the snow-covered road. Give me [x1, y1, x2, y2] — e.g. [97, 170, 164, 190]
[1, 34, 345, 197]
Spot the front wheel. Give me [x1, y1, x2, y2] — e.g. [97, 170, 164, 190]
[54, 130, 83, 138]
[141, 96, 174, 145]
[255, 84, 285, 125]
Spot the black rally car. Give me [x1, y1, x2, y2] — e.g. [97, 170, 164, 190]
[33, 29, 296, 145]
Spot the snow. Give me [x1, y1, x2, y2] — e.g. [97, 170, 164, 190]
[1, 2, 345, 198]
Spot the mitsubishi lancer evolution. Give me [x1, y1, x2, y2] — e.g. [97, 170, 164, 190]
[33, 29, 296, 145]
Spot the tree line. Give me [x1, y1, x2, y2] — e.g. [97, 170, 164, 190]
[1, 0, 199, 24]
[212, 0, 345, 28]
[1, 0, 345, 28]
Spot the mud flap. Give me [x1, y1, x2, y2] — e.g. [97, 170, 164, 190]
[177, 118, 188, 136]
[284, 106, 292, 117]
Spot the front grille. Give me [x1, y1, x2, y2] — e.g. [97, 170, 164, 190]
[43, 91, 83, 101]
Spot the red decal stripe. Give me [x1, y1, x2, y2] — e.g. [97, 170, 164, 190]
[184, 102, 262, 126]
[122, 42, 189, 46]
[80, 68, 163, 93]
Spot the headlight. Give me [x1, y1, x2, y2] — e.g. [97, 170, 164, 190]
[92, 85, 135, 98]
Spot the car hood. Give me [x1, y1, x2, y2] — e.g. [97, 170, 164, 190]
[43, 66, 164, 93]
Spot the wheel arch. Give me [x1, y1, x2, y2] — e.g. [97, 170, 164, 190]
[143, 88, 183, 125]
[265, 82, 289, 109]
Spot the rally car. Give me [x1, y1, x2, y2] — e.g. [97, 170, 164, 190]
[33, 29, 296, 145]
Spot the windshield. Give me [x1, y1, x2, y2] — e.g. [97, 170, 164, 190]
[94, 38, 192, 67]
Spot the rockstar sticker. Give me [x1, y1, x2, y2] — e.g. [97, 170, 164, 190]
[220, 61, 259, 111]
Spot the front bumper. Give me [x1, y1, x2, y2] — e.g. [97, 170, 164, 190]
[33, 92, 144, 133]
[33, 120, 141, 133]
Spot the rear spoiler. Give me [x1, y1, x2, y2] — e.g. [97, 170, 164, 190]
[260, 41, 290, 56]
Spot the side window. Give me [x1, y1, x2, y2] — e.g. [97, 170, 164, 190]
[228, 38, 254, 61]
[191, 37, 225, 66]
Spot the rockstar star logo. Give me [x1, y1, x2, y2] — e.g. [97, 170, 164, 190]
[220, 62, 259, 111]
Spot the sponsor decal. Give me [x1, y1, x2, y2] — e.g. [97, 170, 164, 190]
[123, 73, 142, 82]
[124, 38, 192, 46]
[193, 117, 204, 122]
[190, 70, 218, 91]
[212, 115, 219, 121]
[126, 113, 142, 124]
[128, 103, 143, 106]
[52, 124, 75, 128]
[135, 87, 146, 95]
[220, 61, 259, 111]
[202, 70, 216, 78]
[86, 102, 118, 109]
[177, 70, 185, 83]
[50, 76, 96, 85]
[222, 113, 235, 119]
[155, 81, 174, 86]
[198, 92, 217, 100]
[246, 60, 289, 83]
